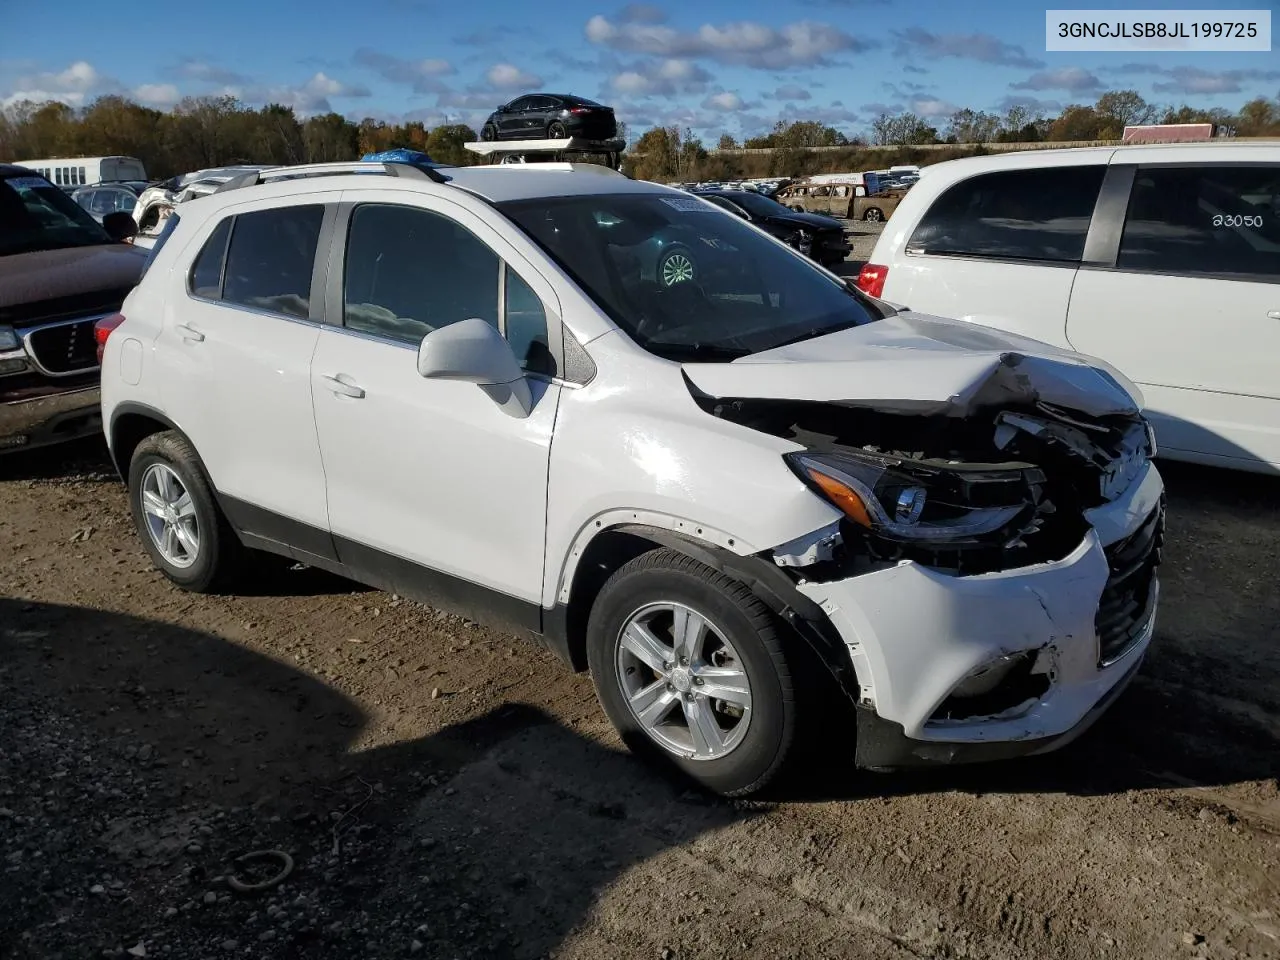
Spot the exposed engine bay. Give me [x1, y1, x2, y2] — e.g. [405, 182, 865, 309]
[695, 391, 1153, 577]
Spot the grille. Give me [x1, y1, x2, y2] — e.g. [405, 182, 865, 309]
[25, 318, 101, 374]
[1096, 500, 1164, 666]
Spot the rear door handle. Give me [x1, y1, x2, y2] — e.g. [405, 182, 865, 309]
[1268, 311, 1280, 320]
[320, 374, 365, 399]
[174, 323, 205, 342]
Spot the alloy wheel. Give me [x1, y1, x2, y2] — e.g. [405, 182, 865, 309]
[139, 463, 200, 569]
[614, 601, 753, 761]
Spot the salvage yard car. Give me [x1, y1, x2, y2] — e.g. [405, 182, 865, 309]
[98, 159, 1165, 796]
[696, 188, 852, 268]
[859, 142, 1280, 473]
[777, 180, 906, 222]
[1, 164, 144, 452]
[479, 93, 618, 142]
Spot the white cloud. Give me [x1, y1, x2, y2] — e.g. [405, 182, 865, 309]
[353, 48, 456, 94]
[909, 96, 959, 118]
[608, 58, 713, 96]
[485, 63, 544, 90]
[702, 91, 746, 111]
[770, 83, 812, 101]
[1, 60, 103, 107]
[585, 15, 874, 69]
[1152, 66, 1280, 95]
[893, 27, 1043, 69]
[133, 83, 181, 107]
[1011, 66, 1103, 93]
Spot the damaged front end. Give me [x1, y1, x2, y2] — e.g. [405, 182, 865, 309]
[683, 331, 1165, 766]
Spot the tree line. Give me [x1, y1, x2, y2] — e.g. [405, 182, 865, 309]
[0, 95, 482, 179]
[2, 87, 1277, 184]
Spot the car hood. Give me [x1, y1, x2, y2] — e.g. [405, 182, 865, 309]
[762, 211, 844, 231]
[681, 310, 1142, 419]
[0, 244, 146, 311]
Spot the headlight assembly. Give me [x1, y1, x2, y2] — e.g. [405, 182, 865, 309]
[786, 449, 1042, 546]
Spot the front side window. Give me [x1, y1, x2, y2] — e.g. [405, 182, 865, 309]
[342, 203, 553, 373]
[498, 193, 879, 362]
[220, 205, 324, 319]
[1117, 165, 1280, 280]
[908, 166, 1105, 263]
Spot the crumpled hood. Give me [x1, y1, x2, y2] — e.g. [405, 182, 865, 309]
[0, 244, 146, 311]
[682, 311, 1142, 418]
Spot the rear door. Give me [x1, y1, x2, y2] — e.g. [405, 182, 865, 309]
[154, 195, 337, 541]
[885, 163, 1106, 348]
[1066, 160, 1280, 470]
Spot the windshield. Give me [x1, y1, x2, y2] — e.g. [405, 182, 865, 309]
[498, 193, 876, 362]
[0, 173, 113, 256]
[724, 191, 795, 218]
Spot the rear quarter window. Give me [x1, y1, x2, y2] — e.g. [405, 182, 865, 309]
[908, 166, 1105, 263]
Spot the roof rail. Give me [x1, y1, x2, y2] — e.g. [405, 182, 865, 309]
[215, 160, 451, 193]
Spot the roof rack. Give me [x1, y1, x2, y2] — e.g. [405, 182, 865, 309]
[215, 160, 451, 193]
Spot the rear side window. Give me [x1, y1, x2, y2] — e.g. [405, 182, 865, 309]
[187, 217, 230, 295]
[220, 206, 325, 319]
[1117, 165, 1280, 280]
[909, 166, 1105, 263]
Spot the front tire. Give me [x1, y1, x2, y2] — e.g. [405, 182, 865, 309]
[127, 431, 243, 593]
[586, 549, 796, 797]
[481, 124, 498, 142]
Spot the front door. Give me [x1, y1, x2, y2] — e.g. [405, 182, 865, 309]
[310, 193, 564, 620]
[1067, 161, 1280, 470]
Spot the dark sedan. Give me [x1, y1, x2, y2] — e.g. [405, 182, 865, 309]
[479, 94, 618, 142]
[695, 189, 852, 268]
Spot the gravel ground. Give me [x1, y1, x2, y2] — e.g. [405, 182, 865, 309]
[2, 377, 1279, 957]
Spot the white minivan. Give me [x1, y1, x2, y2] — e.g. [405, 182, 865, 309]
[858, 143, 1280, 474]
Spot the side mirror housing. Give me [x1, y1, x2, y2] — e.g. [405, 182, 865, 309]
[103, 211, 138, 243]
[417, 317, 532, 418]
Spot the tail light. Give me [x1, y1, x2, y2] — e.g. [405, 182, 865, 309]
[855, 263, 888, 299]
[569, 107, 591, 114]
[94, 313, 125, 365]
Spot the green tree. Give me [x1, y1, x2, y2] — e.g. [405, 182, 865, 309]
[1047, 104, 1103, 141]
[425, 123, 477, 165]
[946, 108, 1000, 143]
[871, 112, 936, 145]
[1094, 89, 1156, 131]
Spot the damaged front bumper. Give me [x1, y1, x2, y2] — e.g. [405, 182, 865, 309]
[794, 460, 1164, 768]
[0, 383, 102, 453]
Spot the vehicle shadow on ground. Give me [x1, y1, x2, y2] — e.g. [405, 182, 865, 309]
[0, 597, 752, 959]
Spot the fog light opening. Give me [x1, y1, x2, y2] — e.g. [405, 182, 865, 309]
[929, 651, 1051, 723]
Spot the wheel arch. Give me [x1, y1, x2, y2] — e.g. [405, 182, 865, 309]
[546, 520, 860, 704]
[107, 402, 215, 491]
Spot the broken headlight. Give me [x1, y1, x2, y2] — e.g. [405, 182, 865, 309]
[787, 449, 1042, 545]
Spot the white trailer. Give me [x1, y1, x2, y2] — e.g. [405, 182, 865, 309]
[463, 137, 626, 170]
[14, 155, 147, 189]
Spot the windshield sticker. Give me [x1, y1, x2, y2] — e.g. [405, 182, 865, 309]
[660, 196, 713, 212]
[7, 177, 51, 190]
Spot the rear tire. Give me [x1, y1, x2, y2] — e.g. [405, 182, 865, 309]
[127, 431, 243, 593]
[586, 549, 796, 797]
[863, 207, 884, 222]
[548, 121, 567, 139]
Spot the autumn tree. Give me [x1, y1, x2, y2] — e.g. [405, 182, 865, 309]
[945, 108, 1000, 143]
[717, 133, 738, 150]
[871, 112, 937, 145]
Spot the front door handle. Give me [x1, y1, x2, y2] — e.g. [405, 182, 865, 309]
[320, 374, 365, 399]
[174, 323, 205, 342]
[1268, 311, 1280, 320]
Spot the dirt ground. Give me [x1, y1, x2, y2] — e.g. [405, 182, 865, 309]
[2, 420, 1279, 958]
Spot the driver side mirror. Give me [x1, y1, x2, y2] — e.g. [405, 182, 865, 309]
[103, 211, 138, 243]
[417, 317, 533, 418]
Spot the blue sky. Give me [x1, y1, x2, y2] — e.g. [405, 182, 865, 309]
[2, 0, 1277, 140]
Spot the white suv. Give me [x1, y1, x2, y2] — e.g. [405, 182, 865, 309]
[98, 159, 1165, 796]
[857, 142, 1280, 474]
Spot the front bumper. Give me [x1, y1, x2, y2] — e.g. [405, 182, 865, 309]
[0, 384, 103, 453]
[796, 461, 1164, 764]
